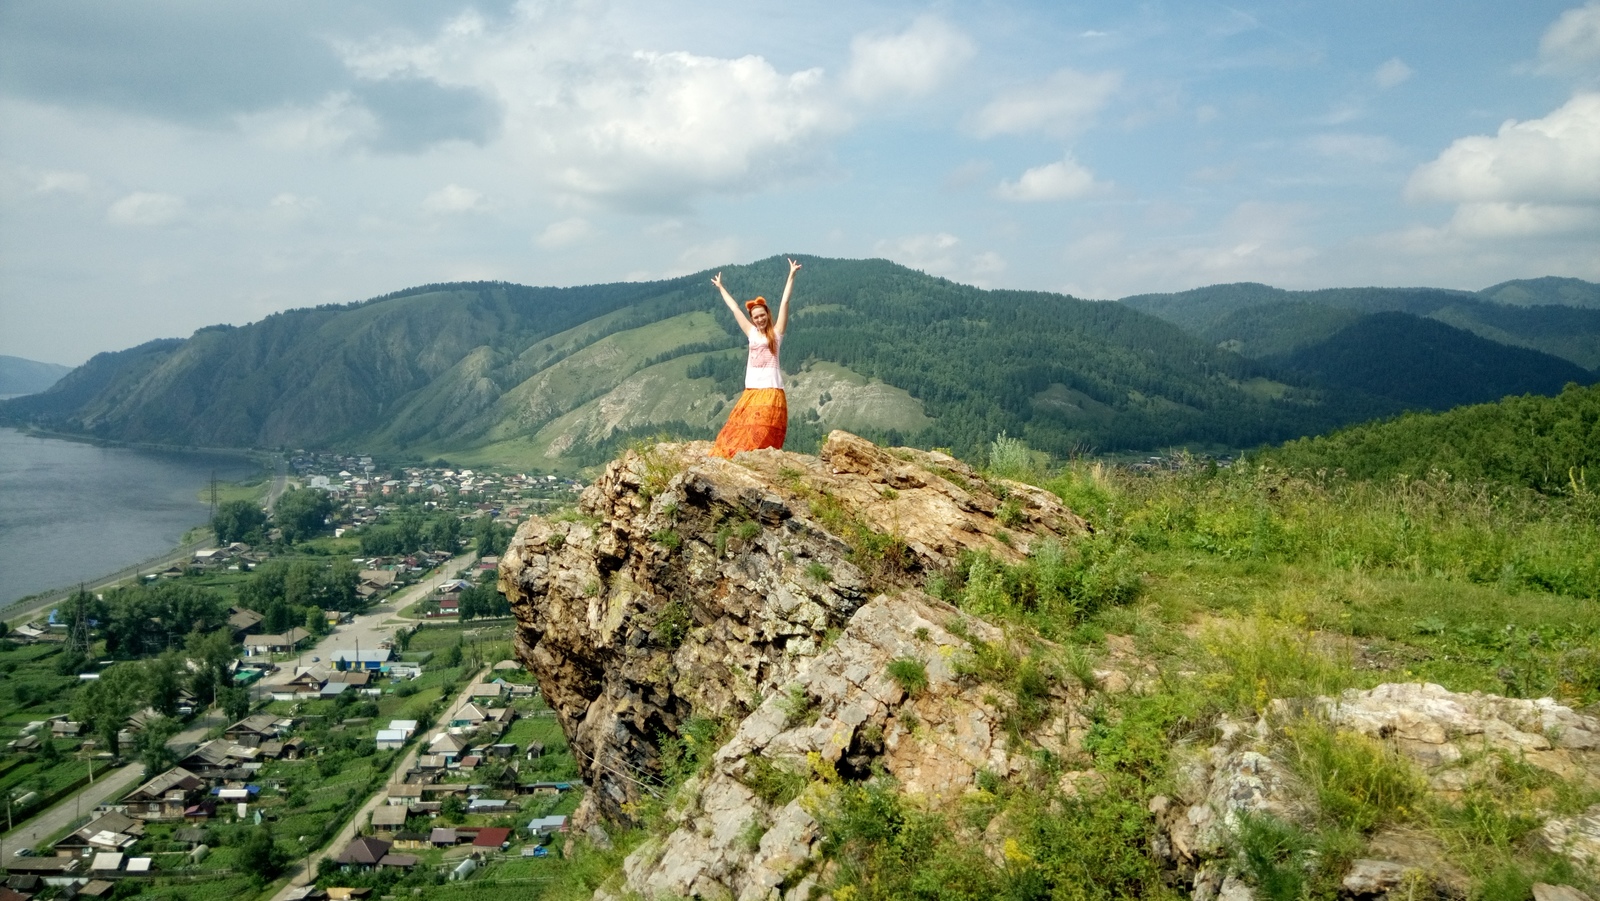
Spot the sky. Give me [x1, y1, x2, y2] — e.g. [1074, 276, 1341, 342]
[2, 1, 1599, 366]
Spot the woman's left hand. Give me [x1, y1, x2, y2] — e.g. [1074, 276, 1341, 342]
[787, 258, 802, 276]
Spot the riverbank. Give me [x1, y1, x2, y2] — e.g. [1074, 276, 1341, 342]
[0, 428, 269, 611]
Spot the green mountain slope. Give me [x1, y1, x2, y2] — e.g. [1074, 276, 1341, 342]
[1, 257, 1415, 468]
[0, 355, 73, 396]
[1479, 276, 1600, 309]
[1264, 382, 1600, 495]
[1122, 279, 1600, 369]
[1262, 312, 1595, 412]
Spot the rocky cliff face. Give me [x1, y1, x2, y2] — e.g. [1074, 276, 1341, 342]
[498, 432, 1088, 822]
[500, 432, 1600, 901]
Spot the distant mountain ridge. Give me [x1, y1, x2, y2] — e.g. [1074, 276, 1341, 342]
[0, 354, 73, 396]
[1121, 278, 1600, 369]
[3, 261, 1594, 469]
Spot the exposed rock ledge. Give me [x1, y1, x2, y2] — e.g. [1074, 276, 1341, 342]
[499, 431, 1090, 897]
[499, 432, 1600, 901]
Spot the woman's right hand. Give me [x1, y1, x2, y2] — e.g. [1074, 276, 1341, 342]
[711, 272, 724, 290]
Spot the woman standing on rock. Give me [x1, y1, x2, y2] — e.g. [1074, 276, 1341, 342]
[709, 258, 800, 458]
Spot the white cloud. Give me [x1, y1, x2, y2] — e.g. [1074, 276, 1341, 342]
[335, 8, 847, 212]
[875, 232, 960, 273]
[1538, 2, 1600, 75]
[1406, 92, 1600, 231]
[996, 156, 1107, 201]
[972, 68, 1121, 138]
[1305, 133, 1400, 164]
[1372, 58, 1413, 89]
[843, 17, 974, 102]
[107, 192, 186, 227]
[536, 217, 595, 248]
[422, 184, 487, 214]
[36, 171, 90, 194]
[236, 92, 378, 152]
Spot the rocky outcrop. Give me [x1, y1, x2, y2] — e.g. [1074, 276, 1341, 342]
[501, 433, 1600, 901]
[498, 431, 1089, 834]
[1158, 683, 1600, 898]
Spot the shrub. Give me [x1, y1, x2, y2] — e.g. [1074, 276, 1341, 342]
[886, 657, 928, 696]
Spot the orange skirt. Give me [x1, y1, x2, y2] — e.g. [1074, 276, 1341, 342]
[711, 388, 787, 459]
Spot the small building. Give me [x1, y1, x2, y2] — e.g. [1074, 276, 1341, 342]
[428, 828, 460, 847]
[449, 703, 488, 727]
[331, 649, 394, 672]
[122, 767, 206, 820]
[375, 730, 407, 751]
[386, 784, 424, 805]
[334, 836, 392, 870]
[371, 806, 408, 832]
[528, 815, 568, 836]
[53, 811, 146, 857]
[386, 720, 419, 738]
[226, 608, 264, 637]
[225, 714, 293, 745]
[472, 827, 513, 850]
[245, 628, 311, 656]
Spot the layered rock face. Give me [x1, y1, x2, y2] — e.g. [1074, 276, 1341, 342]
[498, 431, 1089, 837]
[501, 432, 1600, 901]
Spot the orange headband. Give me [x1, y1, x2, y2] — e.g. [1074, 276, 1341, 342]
[744, 296, 768, 313]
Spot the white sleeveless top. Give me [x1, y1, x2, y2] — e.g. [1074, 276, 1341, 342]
[744, 328, 783, 390]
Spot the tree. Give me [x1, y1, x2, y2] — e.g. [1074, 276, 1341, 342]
[237, 825, 289, 883]
[212, 499, 267, 544]
[272, 488, 334, 544]
[135, 716, 180, 774]
[222, 686, 252, 724]
[136, 655, 184, 716]
[306, 607, 330, 637]
[185, 630, 236, 708]
[74, 677, 135, 760]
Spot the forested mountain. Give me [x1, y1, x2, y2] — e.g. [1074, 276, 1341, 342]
[1122, 279, 1600, 369]
[0, 257, 1395, 468]
[1262, 313, 1594, 412]
[1263, 382, 1600, 496]
[0, 354, 73, 396]
[4, 258, 1592, 470]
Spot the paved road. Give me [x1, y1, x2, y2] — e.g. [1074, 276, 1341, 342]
[268, 667, 488, 900]
[0, 710, 225, 865]
[271, 552, 478, 679]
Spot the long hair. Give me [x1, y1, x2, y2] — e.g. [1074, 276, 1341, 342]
[747, 297, 778, 351]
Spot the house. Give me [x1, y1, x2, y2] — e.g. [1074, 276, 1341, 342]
[375, 729, 407, 751]
[370, 806, 408, 832]
[52, 811, 146, 857]
[244, 628, 311, 656]
[391, 831, 430, 851]
[506, 683, 538, 699]
[329, 670, 372, 687]
[334, 836, 392, 869]
[224, 714, 292, 745]
[320, 682, 352, 700]
[179, 740, 257, 781]
[415, 754, 447, 771]
[331, 649, 394, 672]
[449, 703, 488, 727]
[50, 720, 83, 739]
[386, 720, 419, 738]
[427, 733, 468, 763]
[122, 767, 205, 820]
[528, 815, 568, 836]
[226, 608, 263, 637]
[472, 827, 513, 850]
[89, 852, 124, 874]
[466, 798, 507, 814]
[467, 683, 506, 703]
[378, 853, 418, 869]
[428, 828, 461, 847]
[386, 784, 424, 805]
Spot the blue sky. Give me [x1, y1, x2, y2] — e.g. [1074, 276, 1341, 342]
[2, 0, 1598, 365]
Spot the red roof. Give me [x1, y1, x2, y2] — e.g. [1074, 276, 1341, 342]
[472, 827, 512, 848]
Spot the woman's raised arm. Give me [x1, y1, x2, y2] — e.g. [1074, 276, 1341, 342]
[712, 272, 754, 333]
[775, 258, 800, 337]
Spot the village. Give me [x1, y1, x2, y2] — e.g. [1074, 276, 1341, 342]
[0, 456, 590, 900]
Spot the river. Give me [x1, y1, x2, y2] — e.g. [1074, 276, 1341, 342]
[0, 428, 264, 610]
